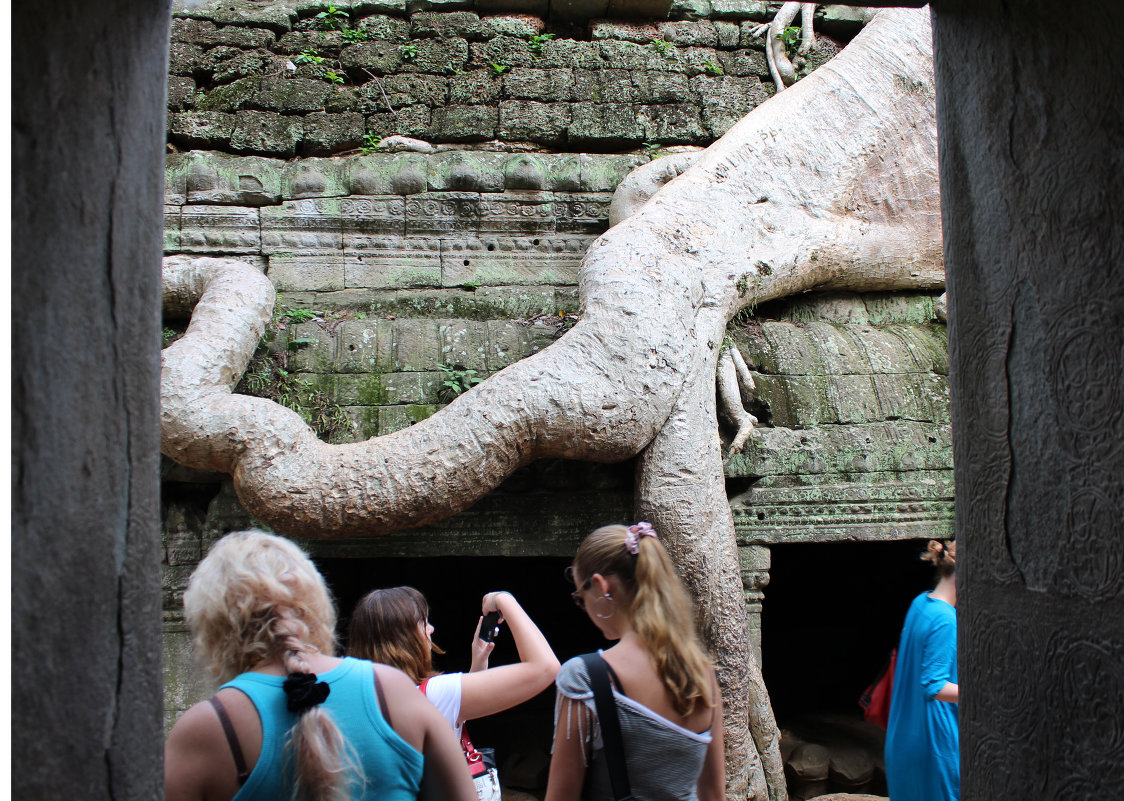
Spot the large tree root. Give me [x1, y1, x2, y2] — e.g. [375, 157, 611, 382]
[162, 9, 940, 799]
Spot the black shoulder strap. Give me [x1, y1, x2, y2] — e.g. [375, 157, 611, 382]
[208, 696, 250, 786]
[580, 653, 633, 801]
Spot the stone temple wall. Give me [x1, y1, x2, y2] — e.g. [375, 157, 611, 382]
[168, 0, 862, 156]
[161, 5, 952, 763]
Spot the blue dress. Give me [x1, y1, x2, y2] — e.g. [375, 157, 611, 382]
[884, 592, 959, 801]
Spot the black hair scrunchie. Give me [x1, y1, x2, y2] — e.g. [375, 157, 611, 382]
[283, 672, 331, 714]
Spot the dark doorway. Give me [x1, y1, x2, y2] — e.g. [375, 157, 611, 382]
[317, 555, 610, 791]
[762, 539, 938, 722]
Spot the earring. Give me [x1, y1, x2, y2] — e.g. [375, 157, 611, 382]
[593, 592, 616, 620]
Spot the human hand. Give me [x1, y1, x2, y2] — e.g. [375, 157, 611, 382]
[481, 591, 512, 619]
[470, 616, 496, 672]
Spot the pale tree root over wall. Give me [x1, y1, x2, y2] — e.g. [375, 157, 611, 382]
[161, 9, 941, 800]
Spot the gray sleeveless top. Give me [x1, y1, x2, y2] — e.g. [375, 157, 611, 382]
[553, 654, 713, 801]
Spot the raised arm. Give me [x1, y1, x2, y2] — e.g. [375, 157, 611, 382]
[457, 591, 561, 723]
[375, 665, 477, 801]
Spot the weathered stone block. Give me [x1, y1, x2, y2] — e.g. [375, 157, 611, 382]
[478, 191, 555, 234]
[597, 40, 680, 72]
[717, 47, 769, 78]
[179, 205, 261, 253]
[554, 192, 613, 234]
[411, 11, 486, 40]
[479, 14, 544, 38]
[425, 105, 498, 141]
[335, 319, 396, 373]
[486, 320, 534, 370]
[392, 319, 444, 371]
[230, 110, 304, 157]
[300, 111, 366, 155]
[177, 17, 278, 49]
[340, 196, 408, 241]
[504, 68, 575, 101]
[368, 74, 449, 110]
[400, 38, 471, 74]
[194, 76, 260, 112]
[571, 69, 638, 103]
[708, 0, 770, 21]
[448, 71, 504, 105]
[440, 321, 489, 370]
[281, 157, 349, 199]
[468, 37, 537, 70]
[715, 20, 740, 47]
[325, 87, 361, 113]
[343, 242, 443, 289]
[182, 152, 284, 206]
[497, 101, 571, 144]
[246, 77, 333, 113]
[547, 156, 583, 192]
[690, 74, 769, 136]
[658, 20, 719, 47]
[380, 371, 444, 404]
[440, 235, 588, 286]
[503, 155, 552, 190]
[631, 70, 689, 103]
[275, 29, 350, 56]
[406, 192, 482, 234]
[211, 50, 273, 85]
[670, 0, 711, 17]
[577, 153, 645, 192]
[553, 0, 609, 20]
[261, 197, 344, 252]
[568, 102, 643, 145]
[474, 286, 560, 317]
[590, 20, 659, 43]
[356, 14, 412, 42]
[427, 152, 507, 192]
[347, 154, 429, 195]
[268, 254, 346, 292]
[173, 0, 297, 33]
[169, 42, 203, 76]
[366, 105, 434, 138]
[164, 206, 182, 251]
[341, 40, 405, 74]
[476, 0, 548, 16]
[169, 111, 237, 150]
[356, 0, 409, 16]
[168, 76, 197, 111]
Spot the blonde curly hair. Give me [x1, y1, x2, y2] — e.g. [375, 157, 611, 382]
[184, 529, 337, 682]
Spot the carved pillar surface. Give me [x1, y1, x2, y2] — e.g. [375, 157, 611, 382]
[739, 545, 771, 665]
[12, 2, 170, 799]
[934, 1, 1124, 798]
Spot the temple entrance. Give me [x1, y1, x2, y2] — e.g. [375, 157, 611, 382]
[318, 555, 597, 796]
[761, 539, 937, 798]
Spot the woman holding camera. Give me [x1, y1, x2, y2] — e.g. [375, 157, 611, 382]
[164, 530, 476, 801]
[347, 587, 560, 738]
[545, 522, 725, 801]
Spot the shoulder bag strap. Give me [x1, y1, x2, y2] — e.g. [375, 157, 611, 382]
[580, 653, 633, 801]
[208, 696, 250, 786]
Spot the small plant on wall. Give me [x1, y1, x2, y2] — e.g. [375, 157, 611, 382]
[315, 5, 349, 31]
[438, 364, 482, 402]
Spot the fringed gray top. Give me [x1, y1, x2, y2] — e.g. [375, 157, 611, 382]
[553, 653, 713, 801]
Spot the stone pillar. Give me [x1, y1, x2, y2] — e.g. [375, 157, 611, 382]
[932, 1, 1124, 798]
[738, 545, 771, 666]
[12, 2, 171, 800]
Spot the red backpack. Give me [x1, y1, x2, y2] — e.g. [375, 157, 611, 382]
[858, 649, 896, 730]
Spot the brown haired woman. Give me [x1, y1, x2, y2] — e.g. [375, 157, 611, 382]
[545, 523, 725, 801]
[164, 530, 476, 801]
[348, 586, 560, 747]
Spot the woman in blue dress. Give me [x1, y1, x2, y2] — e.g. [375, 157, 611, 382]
[885, 539, 959, 801]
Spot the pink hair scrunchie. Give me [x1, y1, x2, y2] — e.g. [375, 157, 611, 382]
[625, 521, 658, 554]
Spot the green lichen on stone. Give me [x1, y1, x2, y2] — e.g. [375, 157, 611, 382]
[356, 372, 389, 406]
[404, 403, 438, 423]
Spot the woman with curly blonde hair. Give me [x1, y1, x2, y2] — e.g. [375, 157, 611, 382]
[545, 523, 725, 801]
[164, 530, 476, 801]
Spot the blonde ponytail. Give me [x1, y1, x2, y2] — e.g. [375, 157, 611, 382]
[573, 524, 715, 716]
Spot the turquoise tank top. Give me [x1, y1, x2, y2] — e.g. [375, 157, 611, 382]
[221, 657, 423, 801]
